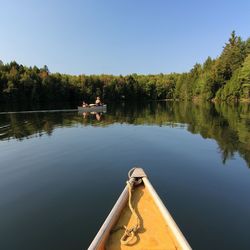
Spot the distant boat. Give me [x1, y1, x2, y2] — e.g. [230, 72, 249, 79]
[88, 167, 191, 250]
[78, 104, 107, 112]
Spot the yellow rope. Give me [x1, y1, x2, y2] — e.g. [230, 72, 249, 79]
[120, 181, 141, 245]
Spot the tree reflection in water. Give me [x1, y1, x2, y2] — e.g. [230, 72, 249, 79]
[0, 102, 249, 167]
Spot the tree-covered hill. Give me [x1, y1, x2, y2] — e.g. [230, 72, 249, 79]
[0, 31, 249, 105]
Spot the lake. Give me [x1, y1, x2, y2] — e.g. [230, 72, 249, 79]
[0, 102, 250, 250]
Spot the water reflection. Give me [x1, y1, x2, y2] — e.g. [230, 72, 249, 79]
[81, 112, 104, 121]
[0, 102, 249, 167]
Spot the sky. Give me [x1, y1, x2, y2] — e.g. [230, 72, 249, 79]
[0, 0, 250, 75]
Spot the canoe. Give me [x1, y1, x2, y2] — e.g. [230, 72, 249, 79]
[78, 105, 107, 112]
[88, 167, 191, 250]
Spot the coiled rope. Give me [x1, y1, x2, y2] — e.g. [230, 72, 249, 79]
[120, 180, 141, 245]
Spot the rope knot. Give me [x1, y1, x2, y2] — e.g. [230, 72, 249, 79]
[120, 180, 141, 246]
[120, 226, 135, 245]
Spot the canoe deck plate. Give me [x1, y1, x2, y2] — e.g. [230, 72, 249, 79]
[130, 168, 147, 179]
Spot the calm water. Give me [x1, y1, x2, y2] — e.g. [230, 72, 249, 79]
[0, 102, 250, 250]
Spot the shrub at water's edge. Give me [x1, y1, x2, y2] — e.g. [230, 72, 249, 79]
[0, 31, 249, 105]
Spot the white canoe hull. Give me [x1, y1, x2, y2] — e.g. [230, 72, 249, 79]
[78, 105, 107, 112]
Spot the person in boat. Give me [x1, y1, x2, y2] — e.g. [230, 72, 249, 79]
[88, 97, 102, 107]
[95, 96, 102, 106]
[82, 101, 89, 108]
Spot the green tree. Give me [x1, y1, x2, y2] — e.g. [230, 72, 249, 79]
[215, 31, 245, 86]
[239, 54, 250, 99]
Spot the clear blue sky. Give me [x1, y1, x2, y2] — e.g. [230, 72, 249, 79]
[1, 0, 249, 75]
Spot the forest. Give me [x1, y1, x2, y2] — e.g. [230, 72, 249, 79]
[0, 31, 249, 105]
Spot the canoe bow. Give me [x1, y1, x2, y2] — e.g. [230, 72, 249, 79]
[88, 167, 191, 250]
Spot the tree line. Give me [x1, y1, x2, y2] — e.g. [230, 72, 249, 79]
[0, 31, 249, 105]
